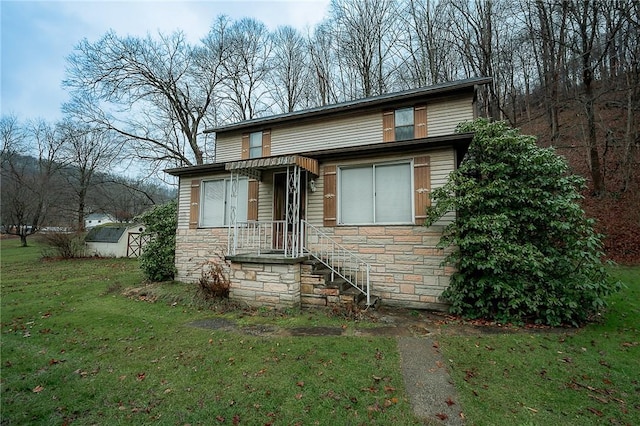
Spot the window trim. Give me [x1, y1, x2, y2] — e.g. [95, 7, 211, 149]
[199, 176, 248, 228]
[337, 160, 415, 226]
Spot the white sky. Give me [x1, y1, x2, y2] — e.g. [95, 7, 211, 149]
[0, 0, 331, 124]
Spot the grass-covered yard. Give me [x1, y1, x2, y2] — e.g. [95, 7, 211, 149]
[0, 239, 416, 425]
[439, 265, 639, 425]
[1, 237, 639, 425]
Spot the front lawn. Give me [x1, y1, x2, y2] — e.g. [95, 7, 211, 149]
[0, 238, 417, 425]
[2, 237, 638, 425]
[440, 266, 640, 425]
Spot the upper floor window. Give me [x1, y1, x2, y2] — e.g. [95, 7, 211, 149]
[394, 108, 414, 141]
[249, 131, 262, 159]
[242, 130, 271, 159]
[383, 106, 426, 142]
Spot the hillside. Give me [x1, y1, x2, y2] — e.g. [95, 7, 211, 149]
[519, 100, 639, 265]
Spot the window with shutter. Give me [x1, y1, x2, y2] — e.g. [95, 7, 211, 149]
[383, 105, 427, 142]
[199, 177, 249, 227]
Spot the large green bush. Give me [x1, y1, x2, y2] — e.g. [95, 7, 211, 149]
[425, 119, 619, 326]
[137, 200, 177, 281]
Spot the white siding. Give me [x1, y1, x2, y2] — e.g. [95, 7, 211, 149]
[215, 113, 383, 162]
[215, 134, 242, 163]
[257, 174, 274, 220]
[177, 177, 192, 229]
[271, 114, 383, 156]
[427, 95, 474, 137]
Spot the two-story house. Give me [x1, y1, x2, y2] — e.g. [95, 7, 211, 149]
[166, 77, 492, 310]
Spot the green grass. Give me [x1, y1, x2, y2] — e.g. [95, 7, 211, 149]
[0, 238, 418, 425]
[439, 266, 640, 425]
[2, 237, 639, 425]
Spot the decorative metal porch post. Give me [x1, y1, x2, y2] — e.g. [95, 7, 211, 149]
[285, 165, 301, 257]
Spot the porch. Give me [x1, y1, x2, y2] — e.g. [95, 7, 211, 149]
[224, 155, 372, 309]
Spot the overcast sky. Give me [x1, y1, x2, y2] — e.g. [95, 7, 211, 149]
[1, 0, 331, 124]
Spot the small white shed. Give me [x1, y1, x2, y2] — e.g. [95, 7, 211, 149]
[85, 224, 147, 258]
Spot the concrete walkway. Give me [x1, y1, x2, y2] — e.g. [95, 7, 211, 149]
[397, 337, 464, 425]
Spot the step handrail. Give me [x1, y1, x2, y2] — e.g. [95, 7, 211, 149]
[302, 220, 370, 306]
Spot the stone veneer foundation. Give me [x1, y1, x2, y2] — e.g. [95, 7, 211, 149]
[174, 224, 452, 310]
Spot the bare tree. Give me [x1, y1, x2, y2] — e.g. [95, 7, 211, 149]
[522, 0, 569, 142]
[307, 23, 339, 106]
[566, 0, 626, 195]
[447, 0, 514, 119]
[268, 26, 310, 113]
[329, 0, 399, 98]
[57, 120, 124, 230]
[218, 18, 273, 121]
[401, 0, 460, 86]
[64, 30, 225, 168]
[1, 117, 65, 246]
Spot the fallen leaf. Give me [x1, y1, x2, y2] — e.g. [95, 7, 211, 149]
[445, 397, 455, 406]
[384, 385, 395, 393]
[216, 415, 225, 422]
[232, 414, 240, 425]
[136, 372, 146, 381]
[295, 393, 303, 400]
[587, 407, 603, 417]
[296, 381, 304, 387]
[436, 413, 448, 420]
[432, 341, 440, 349]
[33, 385, 44, 393]
[367, 403, 381, 412]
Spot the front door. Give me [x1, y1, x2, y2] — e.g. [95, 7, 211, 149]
[273, 171, 307, 250]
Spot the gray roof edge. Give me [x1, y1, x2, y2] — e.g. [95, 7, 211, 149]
[205, 77, 492, 134]
[165, 132, 474, 177]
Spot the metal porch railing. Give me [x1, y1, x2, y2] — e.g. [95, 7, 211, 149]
[228, 220, 287, 256]
[301, 220, 371, 306]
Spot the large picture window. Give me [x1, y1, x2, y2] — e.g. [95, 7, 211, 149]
[339, 162, 412, 225]
[200, 178, 248, 227]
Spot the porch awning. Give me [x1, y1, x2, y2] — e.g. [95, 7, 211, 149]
[225, 155, 319, 181]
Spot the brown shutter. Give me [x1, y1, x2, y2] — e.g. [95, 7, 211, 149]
[241, 133, 249, 159]
[413, 156, 431, 225]
[382, 111, 395, 142]
[261, 130, 271, 157]
[247, 179, 259, 221]
[189, 179, 201, 229]
[323, 165, 337, 226]
[414, 105, 427, 139]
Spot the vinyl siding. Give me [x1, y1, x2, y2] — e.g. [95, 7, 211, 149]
[427, 95, 474, 137]
[215, 113, 382, 162]
[177, 177, 192, 229]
